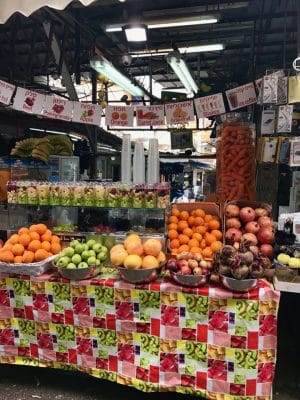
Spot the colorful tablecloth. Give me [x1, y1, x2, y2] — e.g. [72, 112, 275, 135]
[0, 269, 280, 400]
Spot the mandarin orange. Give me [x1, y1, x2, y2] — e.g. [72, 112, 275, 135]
[178, 234, 189, 245]
[22, 251, 35, 263]
[183, 228, 193, 238]
[170, 239, 180, 249]
[19, 234, 31, 247]
[179, 211, 189, 221]
[177, 221, 188, 232]
[28, 240, 42, 252]
[12, 244, 25, 256]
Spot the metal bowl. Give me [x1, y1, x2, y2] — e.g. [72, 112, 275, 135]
[58, 265, 98, 280]
[220, 275, 257, 292]
[172, 272, 209, 287]
[117, 266, 161, 284]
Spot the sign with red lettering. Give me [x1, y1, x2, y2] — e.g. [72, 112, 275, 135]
[72, 102, 102, 125]
[42, 96, 73, 121]
[194, 93, 225, 118]
[0, 80, 15, 105]
[136, 105, 164, 126]
[12, 87, 45, 114]
[165, 101, 194, 125]
[105, 105, 134, 126]
[225, 83, 257, 110]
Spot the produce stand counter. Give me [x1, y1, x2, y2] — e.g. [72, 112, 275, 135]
[0, 268, 279, 400]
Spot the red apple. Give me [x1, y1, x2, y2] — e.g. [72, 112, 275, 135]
[225, 204, 240, 218]
[225, 228, 242, 242]
[242, 233, 258, 246]
[260, 244, 273, 257]
[245, 221, 260, 234]
[239, 207, 256, 222]
[255, 207, 268, 218]
[258, 216, 273, 228]
[180, 265, 192, 275]
[226, 218, 241, 229]
[177, 260, 189, 269]
[257, 228, 275, 244]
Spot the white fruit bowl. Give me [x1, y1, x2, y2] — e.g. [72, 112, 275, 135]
[117, 266, 162, 284]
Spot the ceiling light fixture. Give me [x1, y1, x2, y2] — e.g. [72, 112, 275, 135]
[166, 52, 198, 95]
[90, 55, 145, 97]
[131, 43, 224, 58]
[106, 16, 218, 32]
[123, 24, 147, 42]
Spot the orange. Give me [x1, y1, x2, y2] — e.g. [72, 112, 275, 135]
[19, 234, 31, 247]
[168, 229, 179, 240]
[168, 216, 179, 224]
[168, 223, 178, 231]
[18, 227, 29, 235]
[14, 256, 23, 263]
[200, 239, 207, 249]
[191, 210, 197, 217]
[28, 240, 42, 252]
[171, 207, 180, 217]
[188, 239, 199, 248]
[170, 239, 180, 249]
[208, 219, 220, 230]
[211, 229, 222, 240]
[194, 217, 204, 226]
[29, 225, 37, 232]
[179, 211, 189, 221]
[188, 216, 195, 227]
[171, 249, 178, 255]
[177, 221, 188, 232]
[178, 245, 189, 253]
[41, 230, 52, 242]
[194, 226, 207, 235]
[195, 209, 205, 218]
[51, 235, 60, 243]
[204, 214, 213, 223]
[3, 242, 13, 251]
[183, 228, 193, 238]
[22, 250, 35, 263]
[211, 241, 223, 252]
[12, 244, 24, 256]
[204, 233, 217, 245]
[202, 247, 213, 259]
[51, 242, 61, 255]
[0, 250, 14, 263]
[29, 232, 40, 241]
[178, 234, 189, 245]
[192, 233, 202, 242]
[35, 249, 49, 262]
[35, 224, 48, 235]
[9, 234, 19, 245]
[41, 241, 51, 252]
[190, 247, 202, 254]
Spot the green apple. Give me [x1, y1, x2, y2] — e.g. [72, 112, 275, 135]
[87, 239, 96, 249]
[67, 263, 77, 269]
[72, 254, 82, 265]
[71, 240, 80, 249]
[75, 244, 84, 254]
[82, 244, 89, 251]
[89, 250, 96, 257]
[277, 253, 290, 265]
[78, 261, 88, 269]
[57, 256, 70, 268]
[64, 247, 75, 258]
[81, 250, 90, 261]
[87, 256, 96, 266]
[97, 251, 107, 261]
[95, 259, 100, 266]
[92, 243, 102, 253]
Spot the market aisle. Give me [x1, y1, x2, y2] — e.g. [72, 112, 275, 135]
[0, 364, 298, 400]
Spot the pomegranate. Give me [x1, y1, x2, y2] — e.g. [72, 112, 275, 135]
[245, 221, 260, 234]
[225, 204, 240, 218]
[257, 228, 275, 244]
[249, 245, 259, 255]
[258, 216, 273, 228]
[242, 233, 258, 246]
[226, 218, 241, 229]
[239, 207, 256, 222]
[260, 244, 273, 257]
[225, 228, 242, 242]
[255, 207, 268, 218]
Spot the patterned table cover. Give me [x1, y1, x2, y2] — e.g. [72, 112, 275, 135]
[0, 268, 280, 400]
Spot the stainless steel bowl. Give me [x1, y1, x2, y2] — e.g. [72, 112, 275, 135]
[172, 272, 209, 287]
[58, 265, 98, 280]
[117, 266, 161, 284]
[220, 275, 257, 292]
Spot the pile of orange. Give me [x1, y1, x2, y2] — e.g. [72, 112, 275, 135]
[0, 224, 61, 264]
[168, 207, 223, 258]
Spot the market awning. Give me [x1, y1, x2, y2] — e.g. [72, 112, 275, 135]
[0, 0, 97, 24]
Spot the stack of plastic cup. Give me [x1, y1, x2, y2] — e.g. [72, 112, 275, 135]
[147, 138, 160, 184]
[121, 134, 132, 184]
[133, 141, 145, 184]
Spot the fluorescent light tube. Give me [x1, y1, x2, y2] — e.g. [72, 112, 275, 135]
[131, 43, 224, 58]
[124, 25, 147, 42]
[167, 52, 198, 94]
[90, 56, 144, 97]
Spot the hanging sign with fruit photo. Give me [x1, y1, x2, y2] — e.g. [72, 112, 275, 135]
[105, 105, 134, 127]
[72, 102, 102, 126]
[42, 96, 73, 122]
[13, 87, 45, 114]
[0, 79, 15, 105]
[165, 101, 194, 125]
[136, 105, 165, 126]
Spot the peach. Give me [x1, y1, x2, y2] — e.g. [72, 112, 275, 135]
[124, 255, 142, 269]
[157, 251, 166, 265]
[126, 242, 144, 256]
[110, 249, 128, 266]
[142, 255, 159, 269]
[110, 244, 125, 255]
[143, 238, 162, 257]
[124, 234, 141, 249]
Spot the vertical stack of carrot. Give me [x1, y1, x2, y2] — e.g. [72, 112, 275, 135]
[217, 122, 256, 201]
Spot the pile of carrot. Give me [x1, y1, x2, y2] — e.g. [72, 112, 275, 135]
[216, 123, 255, 201]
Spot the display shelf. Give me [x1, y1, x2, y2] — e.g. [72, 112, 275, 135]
[7, 204, 166, 212]
[274, 276, 300, 293]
